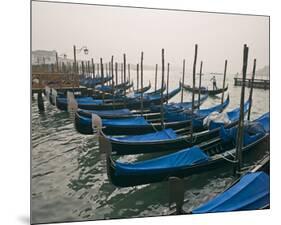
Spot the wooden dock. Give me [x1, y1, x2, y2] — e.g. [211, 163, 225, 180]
[234, 77, 269, 89]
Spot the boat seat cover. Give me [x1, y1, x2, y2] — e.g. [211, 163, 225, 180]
[110, 128, 177, 142]
[103, 117, 149, 126]
[115, 146, 209, 175]
[192, 171, 269, 213]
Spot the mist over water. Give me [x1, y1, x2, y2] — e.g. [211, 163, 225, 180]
[32, 69, 269, 224]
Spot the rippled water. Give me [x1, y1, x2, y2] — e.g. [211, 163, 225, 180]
[31, 70, 269, 224]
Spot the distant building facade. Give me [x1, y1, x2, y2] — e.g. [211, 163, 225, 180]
[32, 50, 73, 65]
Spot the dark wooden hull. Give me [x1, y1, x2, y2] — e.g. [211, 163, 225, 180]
[107, 134, 269, 187]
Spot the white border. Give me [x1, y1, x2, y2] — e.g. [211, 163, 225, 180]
[0, 0, 279, 225]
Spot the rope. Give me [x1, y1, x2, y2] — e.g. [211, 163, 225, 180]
[220, 152, 238, 164]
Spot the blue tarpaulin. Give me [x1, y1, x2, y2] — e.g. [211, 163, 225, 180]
[164, 96, 229, 123]
[196, 95, 229, 118]
[115, 146, 209, 175]
[103, 117, 149, 126]
[110, 128, 177, 142]
[209, 100, 250, 130]
[220, 112, 269, 146]
[78, 109, 133, 117]
[57, 97, 103, 105]
[192, 171, 269, 213]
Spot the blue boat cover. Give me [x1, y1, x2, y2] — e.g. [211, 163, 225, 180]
[110, 128, 177, 142]
[165, 94, 209, 111]
[196, 95, 229, 118]
[192, 171, 269, 213]
[164, 96, 229, 123]
[96, 85, 113, 92]
[57, 97, 103, 105]
[103, 117, 149, 126]
[78, 108, 133, 117]
[220, 112, 269, 146]
[115, 146, 209, 175]
[227, 100, 250, 122]
[208, 100, 250, 130]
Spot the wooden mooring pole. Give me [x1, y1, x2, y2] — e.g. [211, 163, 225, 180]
[115, 62, 118, 86]
[221, 60, 228, 106]
[97, 63, 100, 77]
[155, 64, 158, 91]
[91, 58, 95, 79]
[100, 58, 105, 101]
[166, 63, 170, 104]
[247, 59, 256, 121]
[181, 59, 186, 103]
[140, 53, 144, 116]
[235, 44, 249, 175]
[160, 49, 165, 129]
[37, 91, 45, 111]
[121, 63, 124, 84]
[123, 54, 127, 94]
[137, 64, 139, 91]
[55, 52, 59, 72]
[111, 56, 115, 106]
[128, 64, 131, 86]
[191, 44, 198, 140]
[198, 61, 203, 109]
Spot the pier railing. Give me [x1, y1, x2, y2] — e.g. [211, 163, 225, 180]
[234, 77, 269, 89]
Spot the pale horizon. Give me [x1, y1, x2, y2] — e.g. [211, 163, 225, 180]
[32, 1, 269, 74]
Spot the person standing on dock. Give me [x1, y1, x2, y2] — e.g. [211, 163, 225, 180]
[210, 76, 217, 90]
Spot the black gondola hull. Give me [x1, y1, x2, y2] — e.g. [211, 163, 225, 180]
[107, 135, 269, 187]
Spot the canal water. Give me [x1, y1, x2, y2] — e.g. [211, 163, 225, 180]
[31, 69, 269, 224]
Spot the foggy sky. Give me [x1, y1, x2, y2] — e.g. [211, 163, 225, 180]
[32, 1, 269, 74]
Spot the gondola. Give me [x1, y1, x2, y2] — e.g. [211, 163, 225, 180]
[57, 86, 181, 111]
[190, 154, 269, 214]
[182, 83, 228, 96]
[80, 76, 113, 88]
[95, 80, 133, 94]
[167, 153, 269, 215]
[76, 95, 229, 135]
[76, 93, 208, 120]
[98, 98, 249, 155]
[129, 83, 166, 98]
[106, 112, 269, 187]
[133, 81, 151, 94]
